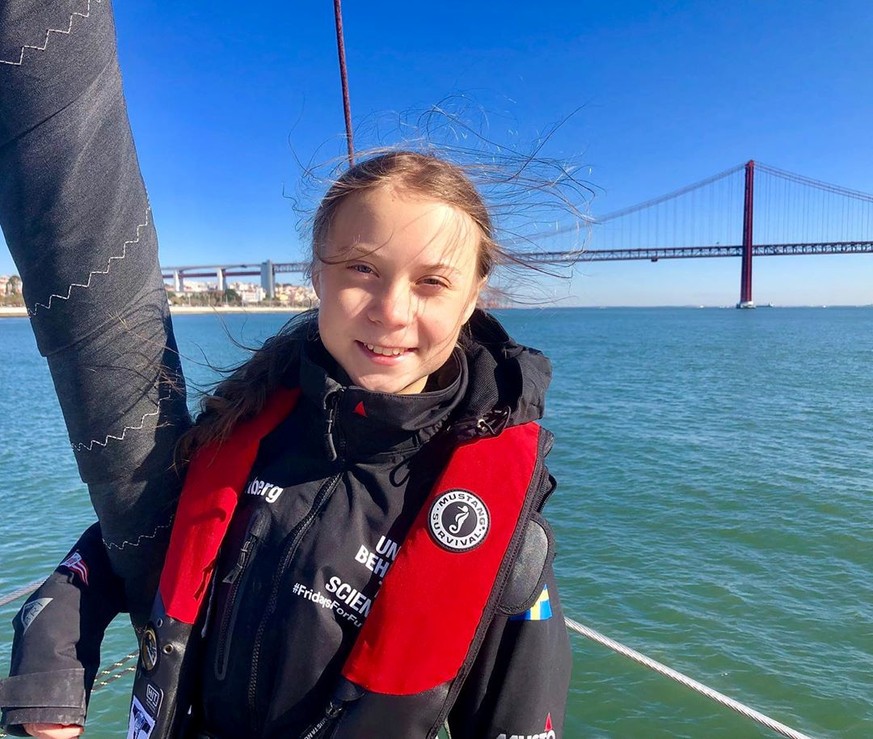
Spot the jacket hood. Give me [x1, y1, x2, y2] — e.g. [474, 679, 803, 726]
[298, 340, 467, 461]
[453, 310, 552, 440]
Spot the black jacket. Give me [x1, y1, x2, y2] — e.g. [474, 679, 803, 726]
[2, 312, 572, 738]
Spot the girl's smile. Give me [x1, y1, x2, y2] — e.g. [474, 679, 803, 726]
[359, 342, 414, 358]
[313, 185, 484, 394]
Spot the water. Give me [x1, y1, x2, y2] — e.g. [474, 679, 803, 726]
[1, 308, 871, 738]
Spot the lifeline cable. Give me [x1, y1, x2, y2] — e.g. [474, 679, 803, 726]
[0, 584, 818, 737]
[0, 581, 42, 609]
[564, 616, 814, 739]
[92, 651, 138, 688]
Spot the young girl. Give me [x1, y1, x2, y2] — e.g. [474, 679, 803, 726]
[18, 152, 570, 739]
[0, 4, 570, 738]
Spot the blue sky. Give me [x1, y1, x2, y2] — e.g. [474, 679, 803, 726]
[2, 0, 872, 305]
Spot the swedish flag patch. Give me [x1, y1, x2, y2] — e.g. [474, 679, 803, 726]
[509, 583, 552, 621]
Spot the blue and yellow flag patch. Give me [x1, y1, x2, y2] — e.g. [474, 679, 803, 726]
[509, 584, 552, 621]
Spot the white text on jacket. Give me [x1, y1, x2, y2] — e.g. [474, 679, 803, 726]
[325, 576, 372, 617]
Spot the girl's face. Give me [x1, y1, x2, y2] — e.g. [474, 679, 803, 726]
[312, 185, 485, 395]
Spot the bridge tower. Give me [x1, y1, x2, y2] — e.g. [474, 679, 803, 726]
[737, 160, 755, 308]
[261, 260, 275, 299]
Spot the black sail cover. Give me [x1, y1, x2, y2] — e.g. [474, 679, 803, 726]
[0, 0, 191, 621]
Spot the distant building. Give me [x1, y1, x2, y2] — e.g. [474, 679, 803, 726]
[1, 274, 22, 296]
[228, 281, 266, 304]
[182, 280, 213, 293]
[161, 277, 317, 307]
[274, 282, 318, 307]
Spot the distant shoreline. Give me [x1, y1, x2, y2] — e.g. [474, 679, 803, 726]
[0, 305, 308, 319]
[2, 304, 871, 320]
[0, 306, 27, 318]
[169, 305, 308, 315]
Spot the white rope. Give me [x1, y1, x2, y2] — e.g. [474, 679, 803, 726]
[0, 580, 42, 608]
[93, 651, 138, 688]
[564, 616, 815, 739]
[0, 583, 817, 738]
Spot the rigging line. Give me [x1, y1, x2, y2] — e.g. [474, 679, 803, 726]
[564, 617, 815, 739]
[333, 0, 355, 166]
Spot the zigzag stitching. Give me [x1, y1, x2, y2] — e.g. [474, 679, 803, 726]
[72, 390, 173, 452]
[103, 517, 174, 551]
[0, 0, 102, 66]
[28, 208, 151, 316]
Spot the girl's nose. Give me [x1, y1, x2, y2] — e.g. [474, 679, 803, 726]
[368, 282, 413, 328]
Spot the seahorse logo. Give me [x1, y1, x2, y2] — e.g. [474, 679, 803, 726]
[428, 490, 490, 552]
[448, 505, 470, 534]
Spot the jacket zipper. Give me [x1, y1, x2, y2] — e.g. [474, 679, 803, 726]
[214, 507, 269, 680]
[323, 391, 341, 461]
[299, 697, 346, 739]
[247, 471, 343, 733]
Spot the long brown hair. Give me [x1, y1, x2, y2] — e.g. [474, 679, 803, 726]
[177, 151, 498, 462]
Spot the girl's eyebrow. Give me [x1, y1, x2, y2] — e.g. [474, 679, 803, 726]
[420, 262, 463, 276]
[347, 247, 464, 277]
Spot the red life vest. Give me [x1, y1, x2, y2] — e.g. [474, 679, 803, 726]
[133, 387, 545, 735]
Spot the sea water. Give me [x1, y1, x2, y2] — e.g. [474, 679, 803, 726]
[0, 308, 870, 738]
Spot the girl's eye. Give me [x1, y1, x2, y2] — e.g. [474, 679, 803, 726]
[349, 264, 374, 275]
[420, 277, 449, 289]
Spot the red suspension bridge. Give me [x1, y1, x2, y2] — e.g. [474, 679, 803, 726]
[163, 162, 873, 307]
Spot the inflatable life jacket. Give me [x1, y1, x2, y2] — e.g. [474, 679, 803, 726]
[128, 387, 551, 739]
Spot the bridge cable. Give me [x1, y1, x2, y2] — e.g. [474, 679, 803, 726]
[756, 163, 873, 203]
[596, 163, 745, 223]
[520, 163, 745, 245]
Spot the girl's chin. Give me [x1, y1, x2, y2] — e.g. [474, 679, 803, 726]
[353, 372, 428, 395]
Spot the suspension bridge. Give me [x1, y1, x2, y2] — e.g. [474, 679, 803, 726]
[162, 161, 873, 307]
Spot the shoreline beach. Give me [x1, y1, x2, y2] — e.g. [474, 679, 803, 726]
[0, 305, 308, 318]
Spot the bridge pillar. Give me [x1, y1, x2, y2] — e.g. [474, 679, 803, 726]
[261, 260, 275, 299]
[173, 270, 183, 293]
[738, 160, 755, 308]
[216, 268, 225, 292]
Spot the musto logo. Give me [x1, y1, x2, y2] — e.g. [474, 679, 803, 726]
[496, 713, 556, 739]
[428, 489, 489, 551]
